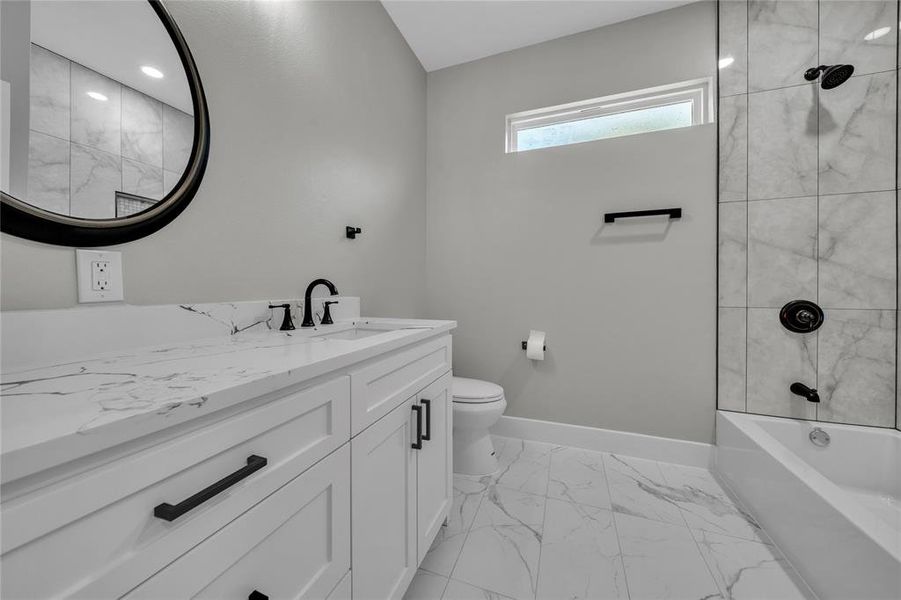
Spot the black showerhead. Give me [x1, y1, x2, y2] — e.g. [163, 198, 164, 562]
[821, 64, 855, 89]
[804, 64, 855, 89]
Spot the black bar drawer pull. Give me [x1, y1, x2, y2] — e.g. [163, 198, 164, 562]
[604, 208, 682, 223]
[420, 399, 432, 441]
[153, 455, 268, 521]
[411, 405, 423, 450]
[249, 591, 269, 600]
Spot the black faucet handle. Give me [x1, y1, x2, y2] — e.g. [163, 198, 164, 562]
[321, 300, 339, 325]
[268, 303, 295, 331]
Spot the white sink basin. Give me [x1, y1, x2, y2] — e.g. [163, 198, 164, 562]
[313, 321, 434, 342]
[318, 327, 391, 341]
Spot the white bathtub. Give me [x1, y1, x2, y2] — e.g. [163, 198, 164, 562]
[715, 411, 901, 600]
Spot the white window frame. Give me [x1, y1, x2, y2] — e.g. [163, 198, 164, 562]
[505, 77, 714, 153]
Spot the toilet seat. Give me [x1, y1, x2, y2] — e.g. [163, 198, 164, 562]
[452, 377, 504, 404]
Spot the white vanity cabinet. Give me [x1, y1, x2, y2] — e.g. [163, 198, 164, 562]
[414, 372, 453, 564]
[0, 331, 453, 600]
[351, 397, 419, 600]
[351, 371, 452, 600]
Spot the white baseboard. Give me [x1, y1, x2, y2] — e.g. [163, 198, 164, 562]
[491, 416, 714, 468]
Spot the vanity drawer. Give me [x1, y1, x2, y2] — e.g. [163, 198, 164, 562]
[350, 335, 452, 435]
[126, 445, 350, 600]
[0, 376, 350, 599]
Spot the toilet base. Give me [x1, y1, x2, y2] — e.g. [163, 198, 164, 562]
[453, 428, 499, 476]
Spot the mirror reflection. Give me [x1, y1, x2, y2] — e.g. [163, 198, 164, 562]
[1, 0, 195, 219]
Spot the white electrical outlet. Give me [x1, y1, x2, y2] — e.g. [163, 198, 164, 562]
[91, 260, 111, 290]
[76, 249, 124, 303]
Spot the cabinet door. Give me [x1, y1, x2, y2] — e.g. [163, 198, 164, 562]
[415, 371, 453, 563]
[351, 398, 418, 600]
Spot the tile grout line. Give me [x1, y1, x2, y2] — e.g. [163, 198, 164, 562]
[895, 0, 900, 432]
[444, 482, 487, 585]
[737, 65, 899, 98]
[601, 451, 634, 600]
[657, 458, 741, 599]
[530, 450, 552, 600]
[744, 0, 750, 415]
[814, 0, 821, 423]
[435, 573, 450, 600]
[68, 57, 73, 216]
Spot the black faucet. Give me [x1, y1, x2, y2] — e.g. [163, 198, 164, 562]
[302, 278, 339, 327]
[321, 300, 339, 325]
[268, 303, 295, 331]
[790, 382, 820, 403]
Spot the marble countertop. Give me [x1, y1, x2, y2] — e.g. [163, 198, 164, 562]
[0, 318, 455, 483]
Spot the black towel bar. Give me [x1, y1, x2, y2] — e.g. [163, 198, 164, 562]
[604, 208, 682, 223]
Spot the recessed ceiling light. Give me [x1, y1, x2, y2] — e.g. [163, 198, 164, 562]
[718, 56, 735, 69]
[865, 26, 891, 41]
[86, 91, 108, 102]
[141, 65, 164, 79]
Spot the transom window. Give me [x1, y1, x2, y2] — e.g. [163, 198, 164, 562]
[505, 78, 713, 153]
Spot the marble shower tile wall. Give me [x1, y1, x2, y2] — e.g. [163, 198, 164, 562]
[717, 0, 899, 428]
[747, 85, 818, 200]
[25, 44, 193, 216]
[747, 0, 818, 93]
[818, 70, 896, 195]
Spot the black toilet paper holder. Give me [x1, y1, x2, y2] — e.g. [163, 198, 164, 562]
[521, 341, 547, 351]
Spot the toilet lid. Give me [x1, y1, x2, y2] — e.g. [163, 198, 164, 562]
[452, 377, 504, 404]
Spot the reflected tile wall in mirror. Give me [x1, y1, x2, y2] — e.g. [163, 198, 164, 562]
[163, 104, 193, 175]
[23, 44, 193, 218]
[122, 158, 165, 201]
[25, 130, 69, 214]
[28, 44, 69, 140]
[70, 62, 122, 156]
[717, 0, 899, 428]
[122, 87, 164, 168]
[70, 143, 120, 218]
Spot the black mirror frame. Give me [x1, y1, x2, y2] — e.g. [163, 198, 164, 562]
[0, 0, 210, 247]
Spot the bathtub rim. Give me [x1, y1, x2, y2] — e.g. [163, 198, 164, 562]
[716, 410, 900, 562]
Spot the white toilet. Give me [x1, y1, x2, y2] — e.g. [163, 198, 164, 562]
[452, 376, 507, 475]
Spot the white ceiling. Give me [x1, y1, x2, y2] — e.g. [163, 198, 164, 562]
[31, 0, 193, 114]
[382, 0, 697, 72]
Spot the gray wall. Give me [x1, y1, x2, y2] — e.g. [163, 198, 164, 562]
[1, 1, 427, 318]
[425, 2, 718, 443]
[717, 0, 898, 429]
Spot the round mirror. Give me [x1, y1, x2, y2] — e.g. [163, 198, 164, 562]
[0, 0, 209, 246]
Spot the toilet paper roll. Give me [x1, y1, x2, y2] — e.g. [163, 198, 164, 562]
[526, 330, 546, 360]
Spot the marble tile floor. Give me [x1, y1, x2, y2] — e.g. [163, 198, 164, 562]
[405, 436, 816, 600]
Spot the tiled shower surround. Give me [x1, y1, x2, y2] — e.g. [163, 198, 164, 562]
[717, 0, 900, 428]
[26, 44, 193, 218]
